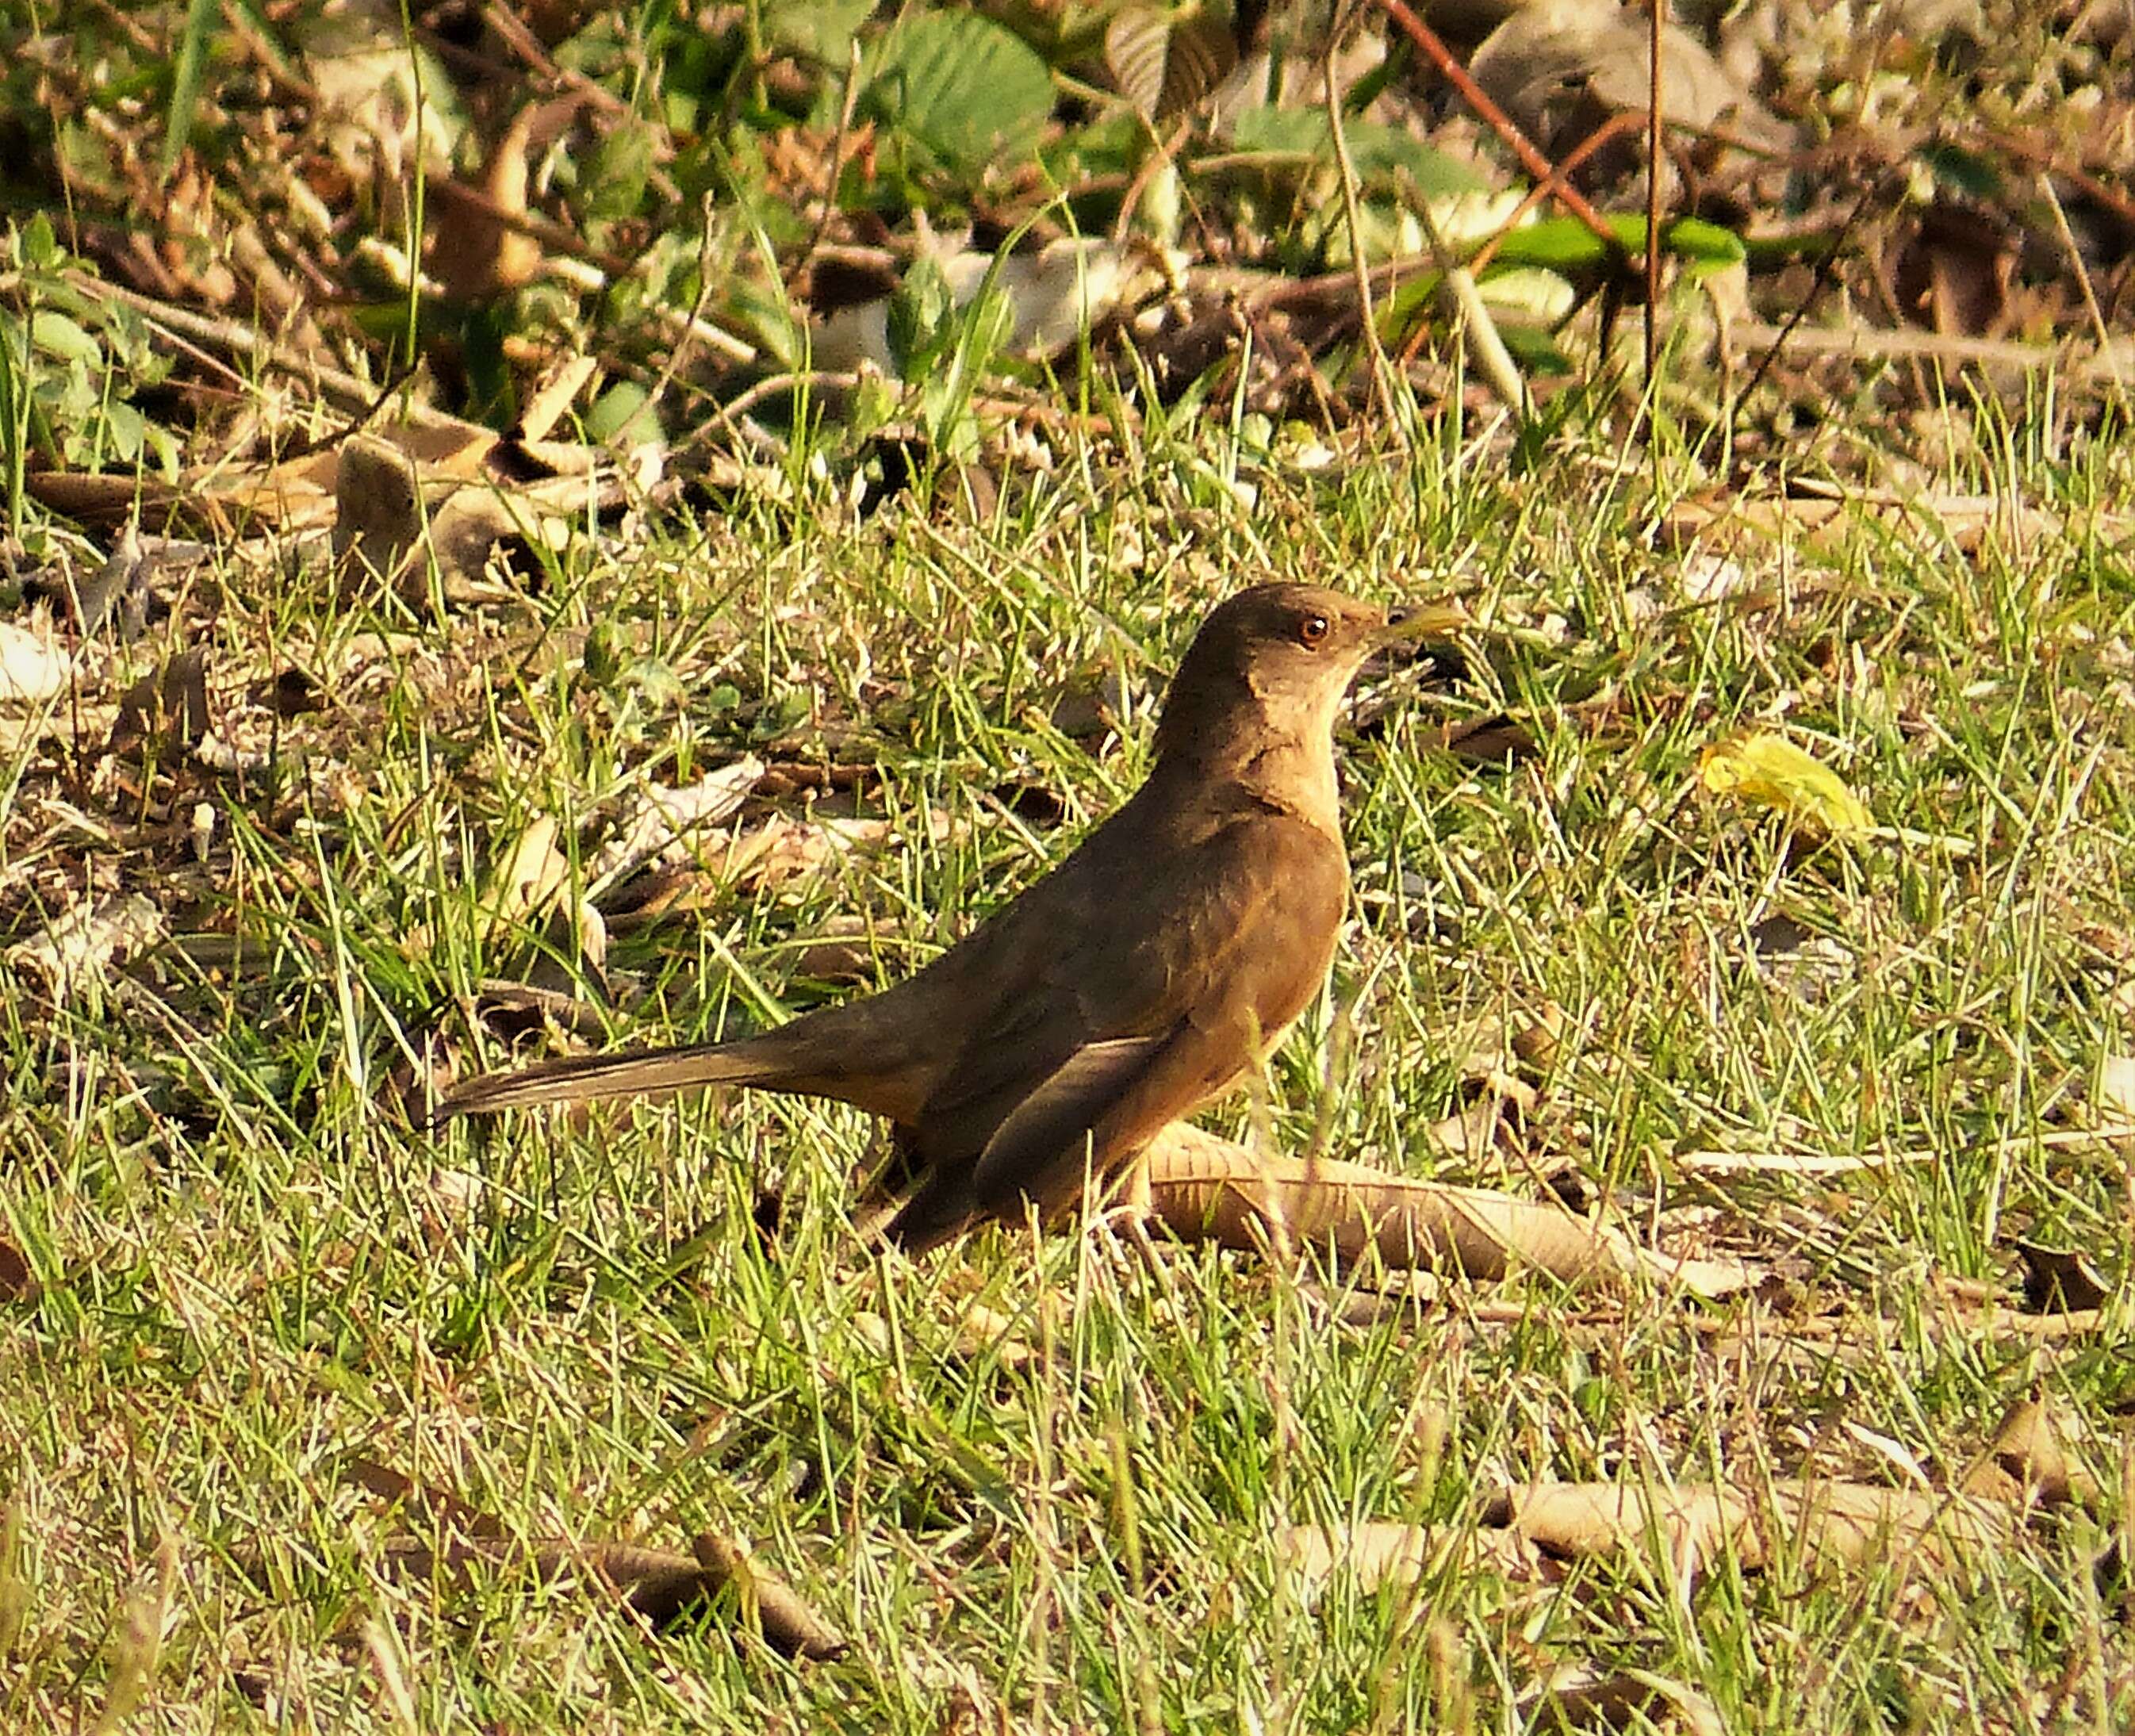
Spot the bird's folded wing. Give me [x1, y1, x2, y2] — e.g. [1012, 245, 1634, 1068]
[968, 996, 1268, 1217]
[884, 811, 1347, 1247]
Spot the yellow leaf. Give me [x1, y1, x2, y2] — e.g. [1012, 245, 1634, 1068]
[1698, 733, 1873, 838]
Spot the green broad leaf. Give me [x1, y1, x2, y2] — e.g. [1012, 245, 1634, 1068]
[29, 311, 102, 366]
[583, 121, 655, 224]
[887, 255, 955, 381]
[1227, 105, 1486, 197]
[102, 398, 146, 461]
[585, 380, 658, 445]
[1485, 213, 1744, 272]
[1378, 267, 1445, 332]
[141, 420, 182, 478]
[1919, 141, 2007, 202]
[1483, 216, 1616, 271]
[1655, 216, 1746, 265]
[864, 13, 1053, 174]
[1041, 112, 1144, 186]
[763, 0, 874, 63]
[20, 213, 61, 270]
[1495, 324, 1575, 376]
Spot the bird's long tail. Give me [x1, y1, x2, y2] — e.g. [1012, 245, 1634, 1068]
[431, 1033, 804, 1123]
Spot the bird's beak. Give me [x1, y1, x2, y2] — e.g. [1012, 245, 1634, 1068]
[1375, 600, 1470, 646]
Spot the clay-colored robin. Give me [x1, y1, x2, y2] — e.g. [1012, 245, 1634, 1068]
[434, 583, 1462, 1250]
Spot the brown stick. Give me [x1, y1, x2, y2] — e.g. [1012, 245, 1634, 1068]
[1374, 0, 1620, 255]
[1644, 0, 1665, 385]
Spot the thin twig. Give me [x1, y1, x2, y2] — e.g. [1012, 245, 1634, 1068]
[1733, 168, 1895, 418]
[2035, 171, 2130, 416]
[642, 194, 726, 421]
[1375, 0, 1621, 255]
[68, 271, 474, 429]
[1324, 11, 1405, 439]
[788, 40, 866, 292]
[1466, 108, 1649, 277]
[1734, 319, 2129, 375]
[1643, 0, 1664, 389]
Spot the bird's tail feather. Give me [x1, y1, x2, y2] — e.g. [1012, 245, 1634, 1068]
[431, 1037, 790, 1123]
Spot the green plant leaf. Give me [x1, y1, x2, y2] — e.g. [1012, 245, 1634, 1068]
[1485, 213, 1743, 272]
[29, 311, 101, 366]
[1227, 106, 1485, 197]
[163, 0, 220, 174]
[19, 213, 60, 270]
[763, 0, 875, 63]
[1656, 217, 1746, 265]
[585, 380, 658, 445]
[584, 121, 655, 224]
[1483, 217, 1614, 270]
[1495, 324, 1574, 376]
[1919, 141, 2006, 202]
[864, 13, 1053, 174]
[887, 255, 954, 381]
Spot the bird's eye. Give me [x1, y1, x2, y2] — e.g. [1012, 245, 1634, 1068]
[1297, 613, 1330, 649]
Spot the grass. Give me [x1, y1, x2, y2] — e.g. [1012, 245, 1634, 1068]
[5, 404, 2134, 1731]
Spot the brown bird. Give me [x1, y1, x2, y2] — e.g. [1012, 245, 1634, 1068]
[434, 584, 1462, 1251]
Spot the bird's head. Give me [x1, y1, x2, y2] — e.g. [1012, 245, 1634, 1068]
[1155, 583, 1465, 762]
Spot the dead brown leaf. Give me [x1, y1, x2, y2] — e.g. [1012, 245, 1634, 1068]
[339, 1458, 837, 1644]
[2013, 1241, 2113, 1316]
[1960, 1389, 2097, 1506]
[1140, 1123, 1756, 1297]
[372, 1533, 718, 1628]
[1290, 1470, 2021, 1597]
[0, 1237, 37, 1304]
[690, 1532, 849, 1660]
[109, 648, 211, 756]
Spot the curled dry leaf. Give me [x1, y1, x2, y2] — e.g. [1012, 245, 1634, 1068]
[588, 758, 765, 889]
[1468, 0, 1787, 151]
[790, 914, 889, 987]
[0, 1237, 37, 1304]
[1140, 1123, 1755, 1297]
[427, 102, 546, 304]
[1429, 714, 1542, 767]
[690, 1532, 849, 1661]
[346, 1456, 501, 1540]
[1279, 1519, 1539, 1591]
[373, 1533, 726, 1629]
[6, 894, 166, 1004]
[109, 647, 211, 753]
[69, 523, 155, 637]
[467, 980, 615, 1044]
[339, 1459, 843, 1649]
[0, 619, 71, 703]
[332, 429, 613, 606]
[1426, 1071, 1535, 1162]
[485, 816, 572, 932]
[1522, 1669, 1723, 1736]
[1699, 732, 1873, 840]
[714, 810, 943, 897]
[1961, 1390, 2096, 1506]
[2013, 1241, 2112, 1316]
[1502, 1476, 2013, 1575]
[478, 816, 606, 986]
[1289, 1472, 2021, 1598]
